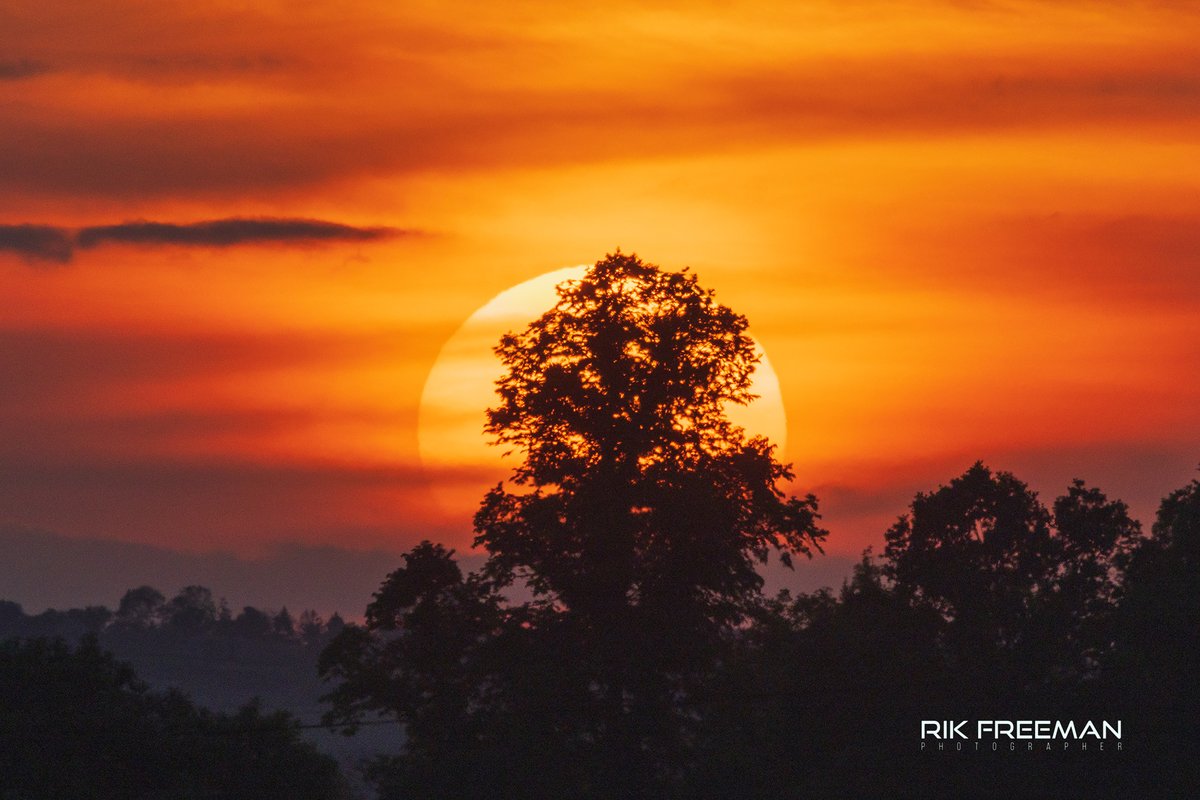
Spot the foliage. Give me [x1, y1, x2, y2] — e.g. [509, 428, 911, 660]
[882, 462, 1141, 688]
[477, 252, 825, 620]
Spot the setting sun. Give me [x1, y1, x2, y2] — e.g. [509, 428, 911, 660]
[417, 263, 788, 525]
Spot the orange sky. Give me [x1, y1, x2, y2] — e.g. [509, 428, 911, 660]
[2, 0, 1199, 565]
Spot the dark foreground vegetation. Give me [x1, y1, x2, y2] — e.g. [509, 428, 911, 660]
[2, 255, 1196, 798]
[0, 637, 346, 799]
[0, 587, 373, 798]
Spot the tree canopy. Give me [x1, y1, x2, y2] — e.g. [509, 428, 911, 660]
[477, 252, 825, 621]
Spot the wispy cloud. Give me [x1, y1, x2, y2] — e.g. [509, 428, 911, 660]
[0, 218, 405, 264]
[0, 225, 73, 264]
[0, 59, 51, 80]
[75, 217, 398, 249]
[4, 3, 1200, 199]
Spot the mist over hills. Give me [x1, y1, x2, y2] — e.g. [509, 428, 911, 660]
[0, 525, 421, 616]
[0, 524, 856, 615]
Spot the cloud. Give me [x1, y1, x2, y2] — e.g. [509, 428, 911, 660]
[0, 59, 51, 80]
[0, 225, 73, 264]
[75, 217, 400, 249]
[0, 218, 404, 264]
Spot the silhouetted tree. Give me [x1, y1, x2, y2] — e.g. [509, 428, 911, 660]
[115, 585, 166, 628]
[299, 609, 325, 644]
[234, 605, 274, 638]
[320, 543, 512, 798]
[1043, 479, 1140, 674]
[1109, 476, 1200, 796]
[274, 607, 296, 637]
[478, 252, 823, 617]
[882, 463, 1140, 692]
[883, 464, 1055, 648]
[322, 252, 826, 798]
[480, 252, 826, 791]
[166, 585, 218, 634]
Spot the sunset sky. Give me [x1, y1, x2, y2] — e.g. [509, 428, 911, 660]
[2, 0, 1199, 607]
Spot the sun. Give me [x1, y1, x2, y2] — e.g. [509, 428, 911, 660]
[417, 265, 788, 524]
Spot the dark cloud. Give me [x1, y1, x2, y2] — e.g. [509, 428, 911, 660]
[74, 217, 401, 249]
[0, 225, 72, 264]
[0, 59, 51, 80]
[0, 218, 404, 264]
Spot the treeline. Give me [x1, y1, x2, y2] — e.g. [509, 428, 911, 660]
[10, 255, 1188, 798]
[0, 585, 345, 647]
[0, 586, 346, 719]
[689, 464, 1200, 799]
[320, 464, 1200, 800]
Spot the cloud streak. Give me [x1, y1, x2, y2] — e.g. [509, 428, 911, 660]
[0, 59, 51, 80]
[0, 217, 404, 264]
[0, 225, 73, 263]
[75, 217, 398, 249]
